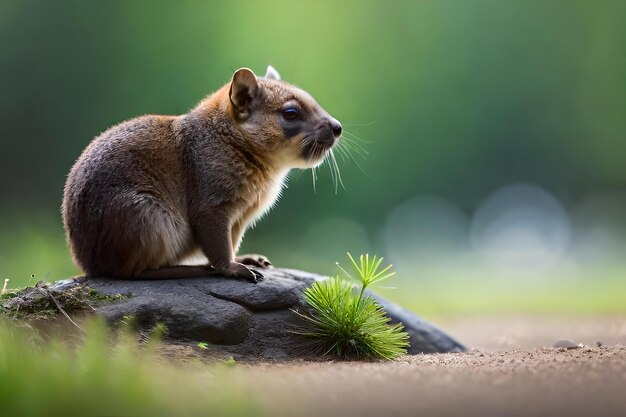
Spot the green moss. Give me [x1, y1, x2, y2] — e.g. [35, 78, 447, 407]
[1, 281, 126, 320]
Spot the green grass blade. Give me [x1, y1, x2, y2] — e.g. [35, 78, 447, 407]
[292, 253, 408, 360]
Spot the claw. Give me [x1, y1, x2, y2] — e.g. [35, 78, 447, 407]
[251, 269, 264, 283]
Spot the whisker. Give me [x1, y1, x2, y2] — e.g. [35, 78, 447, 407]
[311, 141, 320, 193]
[330, 149, 345, 193]
[325, 148, 336, 191]
[342, 129, 372, 145]
[341, 135, 370, 154]
[337, 141, 357, 162]
[334, 143, 350, 162]
[341, 138, 369, 159]
[337, 139, 368, 176]
[341, 120, 377, 127]
[323, 149, 336, 194]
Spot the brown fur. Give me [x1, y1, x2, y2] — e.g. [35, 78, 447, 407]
[62, 67, 341, 281]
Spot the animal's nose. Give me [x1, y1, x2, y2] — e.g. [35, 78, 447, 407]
[330, 120, 342, 138]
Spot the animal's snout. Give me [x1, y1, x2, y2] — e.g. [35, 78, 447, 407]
[330, 119, 342, 139]
[317, 118, 341, 145]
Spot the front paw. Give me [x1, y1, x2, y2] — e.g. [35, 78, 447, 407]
[235, 254, 273, 269]
[222, 262, 264, 283]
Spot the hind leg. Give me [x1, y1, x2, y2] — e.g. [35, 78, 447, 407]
[88, 195, 194, 278]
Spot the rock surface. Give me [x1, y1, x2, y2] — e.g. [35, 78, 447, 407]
[52, 268, 465, 359]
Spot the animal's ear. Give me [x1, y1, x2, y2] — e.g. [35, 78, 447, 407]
[264, 65, 281, 81]
[229, 68, 258, 118]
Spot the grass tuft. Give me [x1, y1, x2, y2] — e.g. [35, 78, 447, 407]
[293, 253, 409, 360]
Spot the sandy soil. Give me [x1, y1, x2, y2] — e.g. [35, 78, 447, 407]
[441, 315, 626, 350]
[226, 316, 626, 417]
[241, 346, 625, 417]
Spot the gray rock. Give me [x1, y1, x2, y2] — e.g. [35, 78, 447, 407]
[369, 292, 466, 354]
[553, 339, 581, 349]
[52, 268, 466, 358]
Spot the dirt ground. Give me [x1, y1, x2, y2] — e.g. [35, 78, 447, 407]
[224, 316, 626, 417]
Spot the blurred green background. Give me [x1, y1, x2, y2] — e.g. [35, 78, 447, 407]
[1, 0, 625, 315]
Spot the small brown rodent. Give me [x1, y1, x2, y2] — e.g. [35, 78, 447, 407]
[62, 66, 341, 282]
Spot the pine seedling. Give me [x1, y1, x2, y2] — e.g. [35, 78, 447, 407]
[292, 253, 409, 360]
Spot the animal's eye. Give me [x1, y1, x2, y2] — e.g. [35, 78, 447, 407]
[282, 108, 299, 120]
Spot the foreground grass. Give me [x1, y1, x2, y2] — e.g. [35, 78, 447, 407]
[0, 319, 259, 417]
